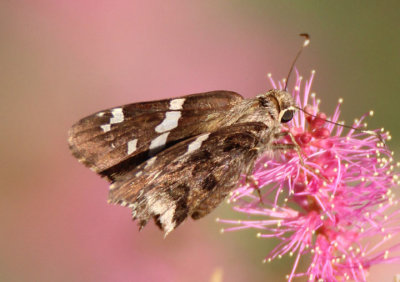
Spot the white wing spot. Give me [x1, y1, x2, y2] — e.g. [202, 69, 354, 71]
[100, 124, 111, 132]
[127, 139, 138, 155]
[145, 156, 157, 169]
[169, 98, 185, 110]
[185, 133, 210, 155]
[149, 132, 170, 150]
[155, 111, 181, 133]
[146, 193, 176, 235]
[110, 108, 124, 124]
[160, 207, 176, 236]
[100, 108, 124, 132]
[119, 201, 129, 207]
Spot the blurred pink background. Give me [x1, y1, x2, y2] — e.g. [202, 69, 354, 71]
[1, 1, 399, 281]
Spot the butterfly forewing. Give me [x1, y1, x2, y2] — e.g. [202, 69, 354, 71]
[68, 91, 244, 180]
[107, 122, 271, 234]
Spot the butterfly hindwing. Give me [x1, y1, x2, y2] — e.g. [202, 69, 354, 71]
[107, 122, 271, 234]
[68, 91, 244, 181]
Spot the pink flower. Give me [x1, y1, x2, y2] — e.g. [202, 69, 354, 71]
[217, 71, 400, 281]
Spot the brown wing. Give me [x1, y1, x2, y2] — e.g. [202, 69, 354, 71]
[108, 122, 270, 235]
[68, 91, 243, 181]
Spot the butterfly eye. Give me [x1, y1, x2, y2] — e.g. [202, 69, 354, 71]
[280, 110, 294, 123]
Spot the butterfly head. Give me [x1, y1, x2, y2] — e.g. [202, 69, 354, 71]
[257, 89, 296, 124]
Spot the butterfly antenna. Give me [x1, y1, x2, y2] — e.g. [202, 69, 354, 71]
[294, 106, 386, 145]
[284, 33, 310, 91]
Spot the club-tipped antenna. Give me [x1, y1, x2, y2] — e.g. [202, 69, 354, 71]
[284, 33, 310, 91]
[294, 106, 386, 145]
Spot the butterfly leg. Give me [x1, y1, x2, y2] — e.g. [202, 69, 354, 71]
[273, 131, 306, 165]
[245, 147, 264, 204]
[273, 132, 328, 182]
[245, 175, 264, 203]
[243, 148, 264, 204]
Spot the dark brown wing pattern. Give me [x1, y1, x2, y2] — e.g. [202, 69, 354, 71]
[108, 122, 271, 235]
[68, 91, 243, 181]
